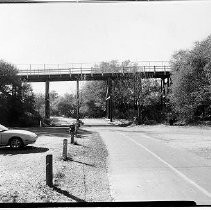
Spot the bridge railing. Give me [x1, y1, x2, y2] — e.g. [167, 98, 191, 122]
[17, 65, 171, 76]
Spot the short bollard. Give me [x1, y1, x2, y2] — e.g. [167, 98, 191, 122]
[71, 133, 74, 144]
[63, 139, 68, 160]
[75, 123, 78, 136]
[46, 154, 53, 187]
[69, 124, 75, 144]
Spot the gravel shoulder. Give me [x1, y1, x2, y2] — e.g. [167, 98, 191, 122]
[0, 126, 111, 203]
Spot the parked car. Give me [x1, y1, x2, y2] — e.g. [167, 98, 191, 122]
[0, 124, 38, 149]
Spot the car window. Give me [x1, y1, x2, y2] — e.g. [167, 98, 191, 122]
[0, 124, 9, 131]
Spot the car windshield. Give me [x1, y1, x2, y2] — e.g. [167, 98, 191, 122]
[0, 124, 9, 131]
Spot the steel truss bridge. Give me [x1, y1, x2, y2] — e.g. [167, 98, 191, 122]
[15, 61, 171, 122]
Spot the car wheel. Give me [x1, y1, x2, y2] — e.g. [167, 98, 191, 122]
[10, 138, 23, 149]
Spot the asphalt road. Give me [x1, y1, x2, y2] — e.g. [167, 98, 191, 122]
[83, 119, 211, 205]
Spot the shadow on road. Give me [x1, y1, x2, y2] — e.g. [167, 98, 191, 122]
[62, 157, 95, 167]
[83, 122, 134, 127]
[72, 142, 90, 148]
[117, 122, 134, 127]
[0, 146, 49, 156]
[84, 124, 117, 127]
[22, 127, 94, 139]
[52, 186, 86, 202]
[19, 127, 71, 138]
[71, 159, 95, 167]
[76, 128, 93, 139]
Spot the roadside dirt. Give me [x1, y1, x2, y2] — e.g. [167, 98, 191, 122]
[0, 126, 111, 203]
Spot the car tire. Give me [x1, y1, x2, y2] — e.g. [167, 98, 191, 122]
[9, 137, 23, 149]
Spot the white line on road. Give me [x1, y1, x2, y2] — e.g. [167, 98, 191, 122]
[119, 132, 211, 199]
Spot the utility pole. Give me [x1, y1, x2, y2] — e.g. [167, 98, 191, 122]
[76, 79, 80, 123]
[45, 80, 50, 120]
[106, 80, 109, 119]
[137, 74, 143, 124]
[160, 78, 164, 111]
[107, 78, 113, 122]
[133, 73, 137, 119]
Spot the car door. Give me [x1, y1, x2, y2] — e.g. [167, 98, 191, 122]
[0, 130, 8, 146]
[0, 131, 9, 146]
[0, 125, 9, 146]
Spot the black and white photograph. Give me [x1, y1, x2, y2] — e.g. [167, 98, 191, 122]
[0, 0, 211, 207]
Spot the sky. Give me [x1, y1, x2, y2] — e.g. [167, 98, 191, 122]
[0, 1, 211, 95]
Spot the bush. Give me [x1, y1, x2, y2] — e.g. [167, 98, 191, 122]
[170, 34, 211, 123]
[19, 112, 41, 127]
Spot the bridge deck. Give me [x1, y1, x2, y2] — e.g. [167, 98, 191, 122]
[17, 66, 171, 82]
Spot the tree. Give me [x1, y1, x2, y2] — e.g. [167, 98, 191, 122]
[50, 91, 60, 116]
[34, 93, 45, 117]
[170, 34, 211, 123]
[80, 60, 163, 123]
[0, 60, 39, 126]
[81, 81, 106, 117]
[57, 93, 76, 117]
[34, 91, 61, 117]
[0, 60, 21, 125]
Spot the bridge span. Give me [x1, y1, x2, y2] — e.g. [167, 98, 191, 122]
[15, 62, 172, 122]
[17, 62, 171, 82]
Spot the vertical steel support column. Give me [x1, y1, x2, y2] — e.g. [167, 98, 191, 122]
[107, 78, 113, 122]
[167, 77, 170, 93]
[45, 80, 50, 119]
[109, 79, 113, 122]
[137, 75, 143, 124]
[164, 78, 166, 95]
[106, 80, 109, 118]
[133, 73, 137, 118]
[160, 78, 163, 110]
[76, 79, 80, 123]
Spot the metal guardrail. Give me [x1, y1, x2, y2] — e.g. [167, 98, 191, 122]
[16, 62, 171, 76]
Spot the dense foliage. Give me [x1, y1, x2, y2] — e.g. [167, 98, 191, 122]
[80, 61, 163, 124]
[0, 60, 40, 127]
[35, 92, 78, 118]
[170, 35, 211, 123]
[80, 81, 107, 118]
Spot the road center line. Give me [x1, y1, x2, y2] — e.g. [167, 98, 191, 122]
[119, 132, 211, 199]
